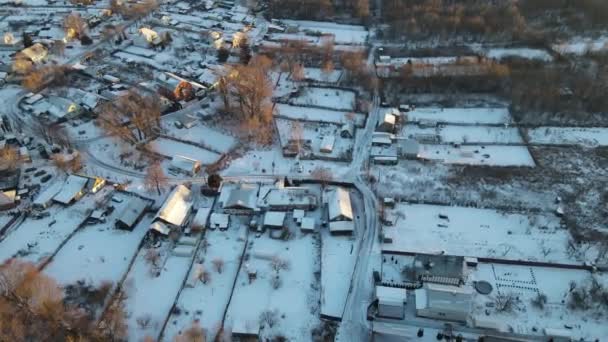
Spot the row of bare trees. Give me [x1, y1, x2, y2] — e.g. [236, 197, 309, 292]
[267, 0, 370, 21]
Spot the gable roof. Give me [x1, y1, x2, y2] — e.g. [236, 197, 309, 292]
[116, 196, 149, 228]
[53, 175, 88, 204]
[155, 185, 192, 227]
[328, 187, 353, 221]
[223, 185, 257, 210]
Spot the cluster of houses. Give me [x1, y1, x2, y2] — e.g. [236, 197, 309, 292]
[371, 107, 420, 165]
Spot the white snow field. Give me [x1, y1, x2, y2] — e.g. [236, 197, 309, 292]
[417, 144, 535, 167]
[527, 127, 608, 147]
[406, 107, 512, 125]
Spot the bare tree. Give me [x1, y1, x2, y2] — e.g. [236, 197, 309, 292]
[0, 147, 20, 171]
[145, 161, 167, 195]
[259, 309, 279, 329]
[145, 249, 160, 267]
[212, 258, 224, 274]
[63, 12, 87, 41]
[176, 321, 206, 342]
[494, 292, 518, 312]
[310, 167, 332, 185]
[270, 256, 290, 273]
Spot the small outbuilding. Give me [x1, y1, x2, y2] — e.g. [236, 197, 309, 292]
[170, 155, 201, 176]
[300, 217, 315, 233]
[377, 111, 397, 133]
[376, 286, 407, 319]
[340, 123, 355, 138]
[399, 139, 420, 159]
[320, 135, 336, 154]
[209, 212, 229, 230]
[263, 211, 286, 229]
[329, 220, 354, 235]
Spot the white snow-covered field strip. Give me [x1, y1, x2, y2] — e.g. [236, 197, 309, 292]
[151, 138, 221, 164]
[225, 232, 319, 341]
[290, 87, 356, 111]
[321, 233, 357, 319]
[404, 124, 524, 144]
[163, 227, 248, 342]
[301, 68, 343, 83]
[552, 36, 608, 55]
[275, 104, 365, 126]
[477, 47, 553, 61]
[44, 213, 152, 288]
[382, 203, 593, 265]
[417, 144, 535, 167]
[277, 19, 368, 44]
[0, 190, 110, 264]
[471, 263, 608, 341]
[407, 107, 511, 125]
[162, 121, 237, 153]
[527, 127, 608, 147]
[124, 242, 194, 341]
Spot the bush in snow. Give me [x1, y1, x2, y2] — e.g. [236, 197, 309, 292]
[259, 309, 279, 329]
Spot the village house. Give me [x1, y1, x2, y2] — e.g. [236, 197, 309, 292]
[260, 187, 318, 211]
[115, 196, 150, 230]
[209, 212, 229, 230]
[53, 174, 89, 205]
[327, 187, 353, 222]
[263, 211, 286, 229]
[414, 283, 474, 323]
[376, 286, 407, 319]
[150, 185, 193, 235]
[170, 155, 201, 177]
[221, 184, 259, 215]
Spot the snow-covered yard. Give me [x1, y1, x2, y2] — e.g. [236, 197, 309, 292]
[417, 144, 535, 167]
[290, 87, 356, 111]
[124, 241, 195, 341]
[275, 118, 354, 160]
[406, 107, 511, 125]
[382, 203, 594, 265]
[526, 127, 608, 147]
[470, 263, 608, 341]
[225, 230, 320, 341]
[275, 104, 366, 126]
[0, 189, 111, 264]
[162, 121, 237, 153]
[277, 20, 368, 45]
[404, 124, 524, 144]
[163, 226, 248, 341]
[301, 68, 343, 83]
[321, 232, 357, 320]
[150, 137, 222, 165]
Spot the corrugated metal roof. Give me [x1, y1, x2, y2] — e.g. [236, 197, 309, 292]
[328, 187, 353, 221]
[155, 185, 192, 227]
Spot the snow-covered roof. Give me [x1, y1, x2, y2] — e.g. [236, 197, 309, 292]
[329, 220, 354, 234]
[191, 207, 212, 228]
[327, 187, 353, 221]
[33, 181, 63, 207]
[320, 135, 336, 153]
[170, 155, 201, 173]
[293, 209, 305, 220]
[415, 283, 473, 314]
[116, 197, 149, 228]
[150, 221, 171, 235]
[53, 175, 88, 204]
[155, 185, 192, 227]
[261, 187, 317, 209]
[301, 217, 315, 231]
[382, 113, 396, 125]
[210, 212, 229, 228]
[376, 286, 407, 307]
[223, 184, 257, 210]
[263, 211, 286, 227]
[400, 139, 420, 155]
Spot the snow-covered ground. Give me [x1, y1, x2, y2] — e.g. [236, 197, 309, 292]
[162, 121, 237, 154]
[382, 203, 596, 265]
[290, 87, 356, 111]
[163, 226, 248, 341]
[0, 189, 111, 265]
[470, 263, 608, 341]
[476, 47, 553, 61]
[275, 104, 366, 126]
[151, 137, 222, 165]
[124, 241, 195, 341]
[417, 144, 535, 167]
[403, 124, 524, 144]
[406, 107, 512, 125]
[44, 207, 151, 288]
[526, 127, 608, 147]
[277, 20, 368, 45]
[301, 68, 343, 83]
[225, 229, 319, 341]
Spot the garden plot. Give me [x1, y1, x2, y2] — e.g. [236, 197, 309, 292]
[403, 124, 524, 144]
[406, 107, 511, 125]
[301, 68, 343, 83]
[225, 232, 319, 341]
[321, 232, 357, 320]
[290, 87, 356, 111]
[124, 241, 195, 341]
[526, 127, 608, 147]
[382, 203, 589, 265]
[150, 137, 221, 165]
[417, 144, 535, 167]
[162, 121, 237, 154]
[276, 119, 353, 160]
[278, 20, 368, 45]
[163, 227, 248, 342]
[0, 189, 111, 264]
[470, 263, 608, 341]
[44, 208, 152, 288]
[275, 104, 366, 126]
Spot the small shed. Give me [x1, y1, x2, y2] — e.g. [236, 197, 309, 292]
[399, 139, 420, 159]
[170, 155, 201, 176]
[376, 286, 407, 319]
[300, 217, 315, 233]
[340, 123, 355, 138]
[293, 209, 305, 223]
[329, 221, 354, 235]
[320, 135, 336, 153]
[191, 207, 211, 231]
[263, 211, 286, 229]
[115, 197, 149, 230]
[209, 213, 229, 230]
[377, 112, 396, 133]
